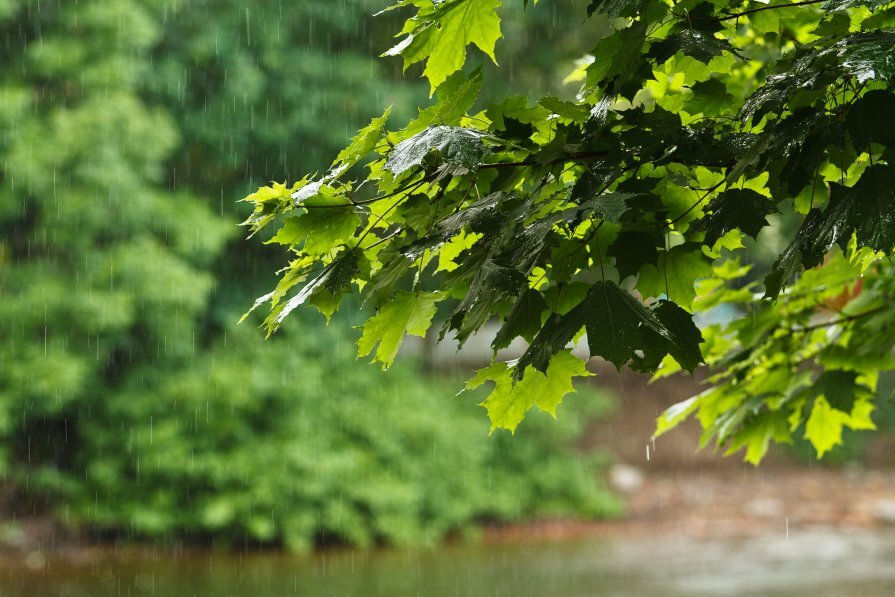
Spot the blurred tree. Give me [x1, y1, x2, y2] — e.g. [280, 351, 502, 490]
[0, 0, 618, 549]
[0, 0, 233, 476]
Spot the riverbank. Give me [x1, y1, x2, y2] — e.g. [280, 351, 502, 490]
[4, 467, 895, 597]
[4, 466, 895, 566]
[488, 465, 895, 543]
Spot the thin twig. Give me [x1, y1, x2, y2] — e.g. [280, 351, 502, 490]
[300, 176, 430, 209]
[668, 178, 726, 226]
[684, 0, 827, 22]
[793, 305, 886, 333]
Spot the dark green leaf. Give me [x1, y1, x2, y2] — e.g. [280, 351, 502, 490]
[636, 299, 704, 373]
[385, 126, 490, 176]
[578, 193, 635, 225]
[814, 11, 852, 37]
[837, 30, 895, 82]
[649, 30, 740, 64]
[445, 258, 526, 345]
[846, 90, 895, 148]
[492, 288, 549, 351]
[812, 369, 862, 413]
[766, 165, 895, 296]
[608, 231, 660, 280]
[697, 189, 776, 246]
[518, 281, 671, 374]
[278, 250, 361, 324]
[582, 281, 666, 369]
[824, 0, 891, 12]
[586, 0, 645, 18]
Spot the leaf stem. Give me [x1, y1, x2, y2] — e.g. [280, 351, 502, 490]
[301, 175, 430, 209]
[668, 178, 726, 226]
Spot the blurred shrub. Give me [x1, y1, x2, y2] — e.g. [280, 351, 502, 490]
[26, 313, 618, 551]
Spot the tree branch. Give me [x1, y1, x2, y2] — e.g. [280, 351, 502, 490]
[793, 305, 887, 333]
[719, 0, 826, 20]
[300, 175, 432, 209]
[478, 150, 609, 170]
[679, 0, 827, 23]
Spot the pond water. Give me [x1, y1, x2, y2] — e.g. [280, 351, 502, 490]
[3, 529, 895, 596]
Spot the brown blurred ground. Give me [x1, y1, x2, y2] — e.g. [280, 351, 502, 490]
[486, 366, 895, 544]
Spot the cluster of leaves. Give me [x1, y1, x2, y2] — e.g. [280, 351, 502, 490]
[656, 249, 889, 463]
[245, 0, 895, 460]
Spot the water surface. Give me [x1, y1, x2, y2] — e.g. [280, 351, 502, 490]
[4, 529, 895, 596]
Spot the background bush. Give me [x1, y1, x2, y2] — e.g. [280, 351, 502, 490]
[0, 0, 618, 550]
[37, 315, 619, 550]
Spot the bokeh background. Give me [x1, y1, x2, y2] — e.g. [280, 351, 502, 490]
[3, 1, 895, 595]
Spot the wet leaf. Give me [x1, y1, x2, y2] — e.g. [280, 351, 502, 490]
[358, 291, 440, 368]
[466, 350, 592, 432]
[385, 125, 489, 176]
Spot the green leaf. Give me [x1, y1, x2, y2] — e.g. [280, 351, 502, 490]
[814, 11, 852, 37]
[824, 0, 891, 13]
[586, 0, 645, 18]
[446, 258, 526, 345]
[697, 188, 776, 246]
[649, 30, 740, 65]
[437, 230, 481, 272]
[366, 254, 413, 308]
[274, 250, 362, 327]
[267, 206, 361, 256]
[582, 281, 665, 369]
[492, 288, 548, 351]
[608, 231, 660, 281]
[655, 394, 701, 437]
[384, 125, 489, 176]
[385, 0, 503, 92]
[357, 291, 439, 369]
[585, 22, 649, 92]
[684, 78, 735, 116]
[517, 279, 704, 375]
[578, 193, 636, 225]
[838, 30, 895, 82]
[812, 369, 862, 413]
[333, 107, 391, 172]
[571, 163, 626, 207]
[637, 245, 714, 310]
[805, 395, 850, 458]
[848, 399, 877, 431]
[405, 68, 485, 136]
[766, 165, 895, 296]
[639, 299, 705, 373]
[726, 411, 791, 465]
[466, 349, 591, 433]
[846, 90, 895, 148]
[539, 96, 591, 122]
[515, 281, 666, 373]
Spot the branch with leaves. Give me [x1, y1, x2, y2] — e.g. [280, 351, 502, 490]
[242, 0, 895, 461]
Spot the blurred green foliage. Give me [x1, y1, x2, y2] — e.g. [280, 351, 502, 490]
[45, 318, 618, 550]
[0, 0, 617, 549]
